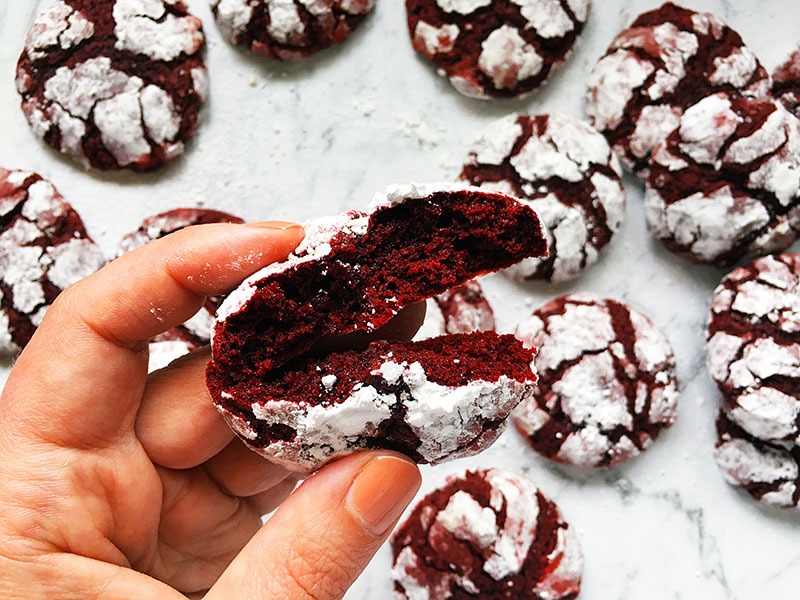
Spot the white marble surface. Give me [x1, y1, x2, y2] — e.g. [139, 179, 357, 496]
[1, 0, 799, 598]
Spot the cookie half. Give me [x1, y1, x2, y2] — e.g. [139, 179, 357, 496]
[392, 468, 582, 600]
[514, 293, 679, 467]
[406, 0, 590, 99]
[16, 0, 208, 172]
[215, 332, 536, 472]
[460, 113, 626, 282]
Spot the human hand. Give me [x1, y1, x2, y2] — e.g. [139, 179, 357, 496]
[0, 221, 422, 599]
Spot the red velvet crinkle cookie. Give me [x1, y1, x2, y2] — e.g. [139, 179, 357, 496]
[211, 0, 375, 60]
[16, 0, 207, 172]
[119, 208, 244, 371]
[715, 410, 800, 511]
[406, 0, 590, 99]
[460, 113, 626, 282]
[586, 2, 769, 176]
[0, 168, 105, 356]
[646, 92, 800, 267]
[774, 44, 800, 119]
[414, 280, 495, 340]
[514, 293, 679, 467]
[706, 254, 800, 447]
[207, 183, 547, 470]
[391, 468, 582, 600]
[215, 333, 536, 472]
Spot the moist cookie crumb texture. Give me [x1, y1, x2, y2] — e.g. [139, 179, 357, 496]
[414, 279, 495, 340]
[211, 0, 376, 60]
[392, 468, 583, 600]
[119, 208, 244, 370]
[406, 0, 591, 99]
[213, 332, 537, 473]
[774, 44, 800, 119]
[715, 410, 800, 511]
[0, 167, 105, 356]
[586, 2, 769, 176]
[645, 92, 800, 267]
[706, 253, 800, 446]
[16, 0, 208, 172]
[514, 293, 679, 467]
[209, 183, 547, 381]
[461, 113, 626, 282]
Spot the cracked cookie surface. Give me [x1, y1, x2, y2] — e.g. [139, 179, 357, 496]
[210, 0, 375, 60]
[118, 208, 244, 370]
[586, 2, 769, 176]
[460, 113, 625, 282]
[16, 0, 207, 172]
[391, 468, 582, 600]
[706, 253, 800, 446]
[645, 92, 800, 267]
[0, 167, 105, 356]
[513, 293, 679, 468]
[406, 0, 590, 99]
[773, 44, 800, 119]
[414, 280, 495, 340]
[715, 410, 800, 511]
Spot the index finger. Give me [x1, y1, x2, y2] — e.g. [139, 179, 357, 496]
[0, 222, 304, 448]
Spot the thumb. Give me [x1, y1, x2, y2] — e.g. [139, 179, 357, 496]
[204, 451, 421, 600]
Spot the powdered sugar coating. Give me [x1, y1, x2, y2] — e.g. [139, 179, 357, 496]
[774, 44, 800, 119]
[461, 113, 626, 282]
[118, 208, 243, 369]
[210, 0, 375, 61]
[514, 293, 679, 467]
[706, 254, 800, 446]
[714, 410, 800, 511]
[217, 354, 534, 473]
[645, 92, 800, 267]
[392, 468, 583, 599]
[16, 0, 207, 172]
[407, 0, 590, 99]
[0, 168, 105, 356]
[586, 3, 770, 176]
[413, 280, 495, 340]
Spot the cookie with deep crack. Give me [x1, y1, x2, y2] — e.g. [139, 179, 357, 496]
[0, 167, 105, 356]
[16, 0, 207, 172]
[514, 293, 679, 467]
[406, 0, 590, 99]
[392, 468, 583, 599]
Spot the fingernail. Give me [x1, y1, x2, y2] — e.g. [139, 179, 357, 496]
[347, 455, 421, 535]
[245, 221, 304, 231]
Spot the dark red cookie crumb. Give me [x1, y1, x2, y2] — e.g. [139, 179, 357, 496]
[406, 0, 590, 99]
[645, 92, 800, 267]
[118, 208, 244, 370]
[208, 184, 547, 382]
[214, 332, 536, 472]
[715, 409, 800, 511]
[514, 293, 679, 467]
[460, 113, 626, 282]
[706, 253, 800, 446]
[586, 2, 769, 176]
[211, 0, 375, 60]
[414, 279, 495, 340]
[392, 468, 582, 599]
[774, 44, 800, 118]
[0, 167, 105, 356]
[16, 0, 207, 172]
